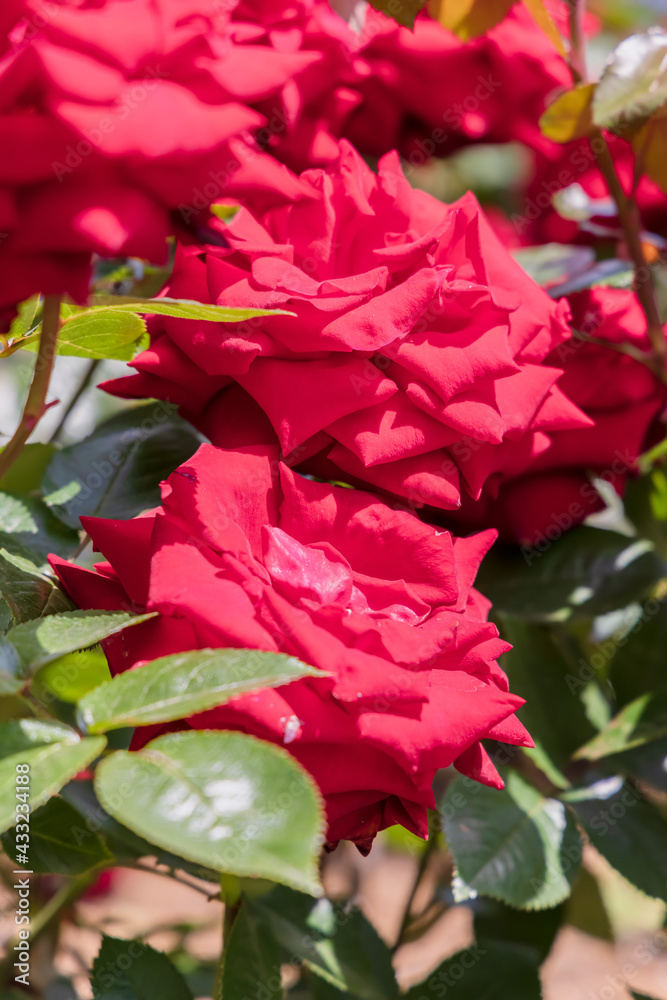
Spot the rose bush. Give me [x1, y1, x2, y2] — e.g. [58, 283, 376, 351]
[106, 141, 592, 530]
[51, 443, 530, 849]
[451, 287, 666, 546]
[0, 0, 308, 319]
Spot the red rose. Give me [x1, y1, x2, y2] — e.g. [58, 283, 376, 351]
[208, 0, 571, 173]
[0, 0, 308, 317]
[52, 443, 531, 848]
[105, 141, 589, 519]
[342, 1, 570, 166]
[449, 288, 666, 545]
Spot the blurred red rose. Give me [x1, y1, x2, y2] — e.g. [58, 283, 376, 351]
[215, 0, 571, 173]
[105, 141, 589, 519]
[0, 0, 308, 317]
[448, 288, 666, 546]
[51, 444, 530, 848]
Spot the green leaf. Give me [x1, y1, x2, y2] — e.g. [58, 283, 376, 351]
[574, 684, 667, 761]
[403, 941, 542, 1000]
[0, 719, 79, 759]
[566, 777, 667, 902]
[95, 730, 325, 895]
[91, 296, 294, 324]
[0, 443, 57, 494]
[498, 617, 596, 781]
[441, 771, 582, 909]
[34, 648, 112, 705]
[220, 901, 283, 1000]
[8, 295, 40, 340]
[608, 602, 667, 706]
[428, 0, 514, 39]
[366, 0, 426, 29]
[6, 609, 155, 673]
[0, 547, 73, 624]
[2, 796, 112, 873]
[91, 934, 193, 1000]
[540, 84, 596, 142]
[247, 886, 398, 1000]
[0, 491, 79, 559]
[79, 648, 325, 733]
[61, 778, 220, 882]
[0, 736, 106, 833]
[42, 404, 203, 529]
[0, 638, 24, 695]
[23, 308, 147, 361]
[593, 29, 667, 128]
[478, 528, 667, 623]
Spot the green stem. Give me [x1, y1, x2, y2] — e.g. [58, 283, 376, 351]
[393, 820, 440, 952]
[49, 358, 101, 444]
[0, 869, 98, 988]
[214, 898, 241, 999]
[565, 0, 666, 372]
[568, 0, 587, 83]
[0, 295, 62, 479]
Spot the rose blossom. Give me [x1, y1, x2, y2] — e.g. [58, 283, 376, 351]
[448, 287, 666, 546]
[213, 0, 572, 173]
[105, 141, 590, 522]
[0, 0, 309, 319]
[51, 443, 531, 849]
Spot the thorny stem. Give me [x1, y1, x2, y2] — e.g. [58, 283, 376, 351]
[0, 295, 62, 479]
[567, 0, 666, 371]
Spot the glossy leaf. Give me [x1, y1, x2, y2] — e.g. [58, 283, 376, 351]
[42, 404, 203, 528]
[220, 901, 283, 1000]
[403, 941, 542, 999]
[91, 934, 193, 1000]
[6, 609, 155, 673]
[95, 730, 325, 895]
[477, 528, 667, 623]
[79, 648, 324, 732]
[0, 638, 24, 695]
[472, 896, 564, 963]
[61, 778, 221, 883]
[593, 29, 667, 127]
[248, 886, 399, 1000]
[499, 617, 595, 781]
[34, 648, 112, 705]
[2, 796, 112, 873]
[540, 84, 596, 142]
[0, 443, 57, 494]
[609, 600, 667, 706]
[0, 736, 106, 833]
[0, 719, 79, 759]
[567, 777, 667, 902]
[574, 685, 667, 761]
[522, 0, 566, 56]
[441, 771, 581, 909]
[0, 547, 73, 625]
[23, 308, 147, 361]
[0, 492, 78, 559]
[92, 296, 294, 324]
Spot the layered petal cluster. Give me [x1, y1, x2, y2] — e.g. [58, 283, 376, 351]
[0, 0, 307, 316]
[216, 0, 571, 172]
[52, 444, 531, 848]
[451, 288, 666, 545]
[106, 142, 591, 519]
